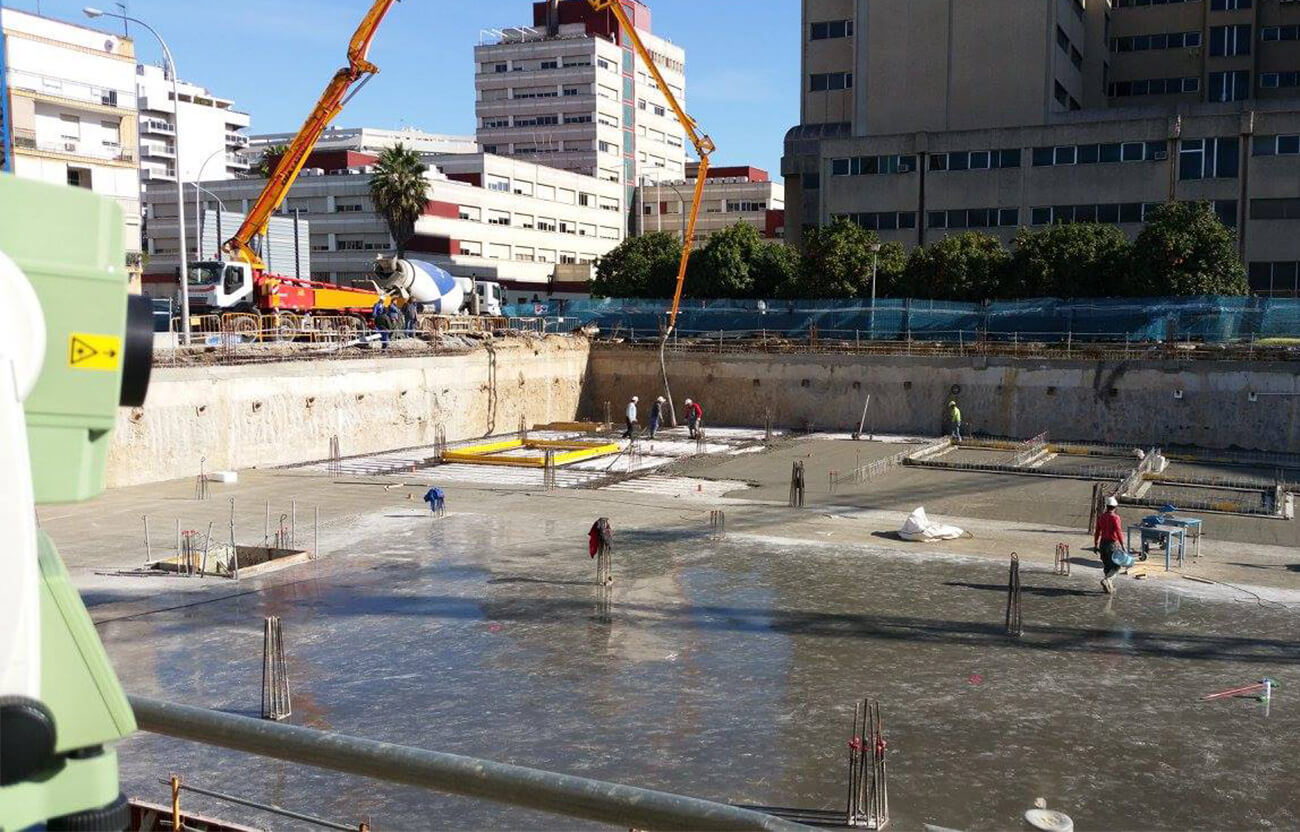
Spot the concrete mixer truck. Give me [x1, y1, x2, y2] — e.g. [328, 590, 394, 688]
[372, 256, 503, 317]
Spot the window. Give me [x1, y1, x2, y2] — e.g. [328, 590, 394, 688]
[930, 148, 1021, 171]
[830, 154, 917, 176]
[1108, 77, 1199, 97]
[1054, 81, 1070, 108]
[1071, 46, 1083, 70]
[1208, 70, 1251, 102]
[1260, 71, 1300, 89]
[1179, 137, 1239, 180]
[487, 175, 510, 192]
[335, 203, 363, 213]
[1210, 0, 1251, 9]
[1250, 198, 1300, 220]
[66, 167, 92, 188]
[1114, 31, 1200, 51]
[59, 114, 81, 140]
[493, 63, 507, 73]
[541, 60, 558, 70]
[926, 207, 1020, 229]
[1056, 25, 1070, 53]
[564, 113, 592, 124]
[1262, 25, 1300, 41]
[537, 218, 556, 232]
[482, 118, 509, 129]
[1253, 134, 1300, 155]
[1210, 24, 1252, 56]
[810, 20, 854, 40]
[514, 115, 558, 127]
[810, 72, 853, 91]
[1248, 262, 1300, 297]
[726, 201, 768, 212]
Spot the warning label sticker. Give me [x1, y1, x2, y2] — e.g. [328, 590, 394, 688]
[68, 333, 122, 371]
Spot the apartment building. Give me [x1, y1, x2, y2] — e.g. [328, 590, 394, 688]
[136, 64, 251, 184]
[143, 151, 624, 303]
[640, 164, 786, 242]
[784, 0, 1300, 296]
[474, 0, 687, 233]
[248, 126, 477, 158]
[1, 8, 141, 272]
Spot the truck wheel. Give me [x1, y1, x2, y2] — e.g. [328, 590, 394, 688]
[336, 317, 363, 342]
[273, 313, 300, 342]
[227, 315, 259, 340]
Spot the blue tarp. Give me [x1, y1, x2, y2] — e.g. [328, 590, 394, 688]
[505, 296, 1300, 343]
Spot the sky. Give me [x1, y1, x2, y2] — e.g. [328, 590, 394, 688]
[8, 0, 801, 174]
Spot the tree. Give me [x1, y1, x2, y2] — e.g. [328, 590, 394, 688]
[899, 232, 1010, 301]
[1129, 202, 1248, 296]
[253, 144, 289, 178]
[685, 222, 768, 298]
[1009, 223, 1131, 298]
[787, 217, 903, 298]
[592, 232, 682, 297]
[750, 241, 801, 298]
[368, 143, 429, 257]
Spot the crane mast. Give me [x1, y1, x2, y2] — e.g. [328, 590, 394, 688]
[586, 0, 715, 331]
[222, 0, 401, 269]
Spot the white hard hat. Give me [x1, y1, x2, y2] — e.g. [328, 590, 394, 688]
[684, 398, 692, 404]
[631, 396, 639, 402]
[1106, 496, 1119, 508]
[657, 396, 665, 402]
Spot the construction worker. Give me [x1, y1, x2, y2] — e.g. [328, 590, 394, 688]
[684, 398, 704, 439]
[1094, 496, 1125, 594]
[372, 299, 392, 350]
[623, 396, 639, 438]
[423, 487, 445, 516]
[648, 396, 664, 439]
[402, 300, 418, 337]
[946, 400, 962, 441]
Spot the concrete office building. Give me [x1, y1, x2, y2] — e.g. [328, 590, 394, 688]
[248, 126, 477, 159]
[475, 0, 687, 232]
[143, 150, 624, 303]
[641, 163, 786, 242]
[784, 0, 1300, 297]
[135, 64, 251, 185]
[1, 8, 142, 276]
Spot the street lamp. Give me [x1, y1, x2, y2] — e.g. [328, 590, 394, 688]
[193, 147, 228, 259]
[869, 242, 882, 341]
[84, 6, 191, 343]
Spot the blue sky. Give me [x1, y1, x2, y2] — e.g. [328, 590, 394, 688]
[9, 0, 800, 173]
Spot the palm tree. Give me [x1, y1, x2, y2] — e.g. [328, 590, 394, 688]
[253, 144, 289, 178]
[369, 143, 428, 257]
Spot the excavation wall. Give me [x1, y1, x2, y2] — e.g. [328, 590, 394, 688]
[583, 346, 1300, 452]
[108, 338, 590, 487]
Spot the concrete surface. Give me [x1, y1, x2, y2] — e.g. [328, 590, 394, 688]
[584, 346, 1300, 452]
[42, 431, 1300, 830]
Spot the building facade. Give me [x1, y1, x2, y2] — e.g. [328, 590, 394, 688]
[248, 126, 477, 159]
[474, 0, 687, 233]
[1, 8, 141, 271]
[135, 63, 251, 185]
[784, 0, 1300, 297]
[641, 164, 786, 242]
[143, 151, 625, 303]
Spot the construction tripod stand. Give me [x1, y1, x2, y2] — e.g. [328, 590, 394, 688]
[846, 699, 889, 829]
[1005, 554, 1024, 638]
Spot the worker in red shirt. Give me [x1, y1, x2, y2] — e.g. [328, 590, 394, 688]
[1094, 496, 1125, 595]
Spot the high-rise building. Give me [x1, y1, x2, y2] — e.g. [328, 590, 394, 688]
[135, 63, 251, 184]
[784, 0, 1300, 297]
[1, 7, 142, 278]
[474, 0, 687, 232]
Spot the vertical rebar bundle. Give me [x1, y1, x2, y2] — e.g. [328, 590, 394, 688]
[1006, 554, 1024, 638]
[261, 616, 292, 721]
[181, 530, 198, 577]
[829, 471, 838, 494]
[626, 438, 642, 470]
[143, 514, 153, 566]
[709, 510, 726, 540]
[764, 408, 774, 444]
[274, 514, 291, 550]
[195, 456, 210, 500]
[1088, 483, 1103, 535]
[790, 461, 806, 508]
[604, 400, 612, 429]
[543, 450, 557, 491]
[1055, 543, 1071, 576]
[846, 699, 889, 829]
[518, 414, 528, 440]
[695, 426, 707, 454]
[328, 435, 342, 477]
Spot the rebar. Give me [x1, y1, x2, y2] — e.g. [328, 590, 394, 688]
[291, 499, 297, 549]
[328, 435, 342, 476]
[519, 413, 528, 440]
[543, 450, 557, 491]
[262, 616, 292, 721]
[229, 498, 239, 581]
[201, 521, 214, 576]
[1005, 554, 1023, 638]
[1009, 431, 1049, 467]
[181, 530, 198, 577]
[710, 510, 726, 540]
[1055, 543, 1071, 576]
[433, 425, 448, 463]
[195, 455, 210, 500]
[695, 426, 707, 454]
[829, 471, 838, 494]
[143, 514, 152, 566]
[764, 408, 774, 444]
[789, 461, 806, 508]
[604, 400, 611, 429]
[846, 699, 889, 829]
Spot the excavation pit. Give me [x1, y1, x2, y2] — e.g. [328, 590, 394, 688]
[151, 545, 312, 579]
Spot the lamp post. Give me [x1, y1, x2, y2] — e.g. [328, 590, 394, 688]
[869, 241, 882, 341]
[84, 6, 190, 343]
[193, 147, 227, 259]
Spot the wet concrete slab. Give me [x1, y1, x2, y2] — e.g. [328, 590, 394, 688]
[102, 513, 1300, 831]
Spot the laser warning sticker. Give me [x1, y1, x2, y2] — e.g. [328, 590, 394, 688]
[68, 333, 122, 371]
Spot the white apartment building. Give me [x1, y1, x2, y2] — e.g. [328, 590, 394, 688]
[1, 8, 141, 271]
[136, 63, 251, 184]
[642, 164, 786, 243]
[475, 0, 687, 232]
[143, 151, 624, 303]
[248, 126, 476, 158]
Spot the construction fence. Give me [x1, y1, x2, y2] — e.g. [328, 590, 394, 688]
[503, 296, 1300, 345]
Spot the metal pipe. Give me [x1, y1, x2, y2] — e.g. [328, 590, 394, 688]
[129, 696, 802, 831]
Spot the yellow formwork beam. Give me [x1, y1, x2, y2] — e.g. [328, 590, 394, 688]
[442, 438, 620, 468]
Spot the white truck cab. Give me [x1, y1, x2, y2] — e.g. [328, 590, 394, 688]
[185, 261, 254, 312]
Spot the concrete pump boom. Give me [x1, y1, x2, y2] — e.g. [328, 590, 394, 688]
[222, 0, 401, 270]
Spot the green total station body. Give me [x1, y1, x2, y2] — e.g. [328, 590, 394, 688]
[0, 174, 153, 830]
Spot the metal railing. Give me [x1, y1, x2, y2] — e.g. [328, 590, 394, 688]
[11, 127, 136, 164]
[7, 68, 137, 109]
[130, 696, 801, 831]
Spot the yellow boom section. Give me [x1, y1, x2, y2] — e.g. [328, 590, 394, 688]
[222, 0, 400, 270]
[587, 0, 715, 331]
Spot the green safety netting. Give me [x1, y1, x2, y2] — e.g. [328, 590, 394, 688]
[503, 296, 1300, 343]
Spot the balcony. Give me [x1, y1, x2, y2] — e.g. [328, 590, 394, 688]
[226, 154, 251, 169]
[141, 118, 176, 136]
[13, 128, 137, 164]
[225, 133, 250, 148]
[142, 166, 177, 182]
[7, 69, 137, 111]
[140, 140, 176, 159]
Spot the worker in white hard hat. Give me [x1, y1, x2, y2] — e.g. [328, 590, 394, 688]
[1094, 496, 1124, 594]
[684, 397, 704, 439]
[648, 396, 665, 439]
[623, 396, 639, 438]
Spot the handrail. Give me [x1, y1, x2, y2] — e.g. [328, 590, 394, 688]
[129, 696, 804, 831]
